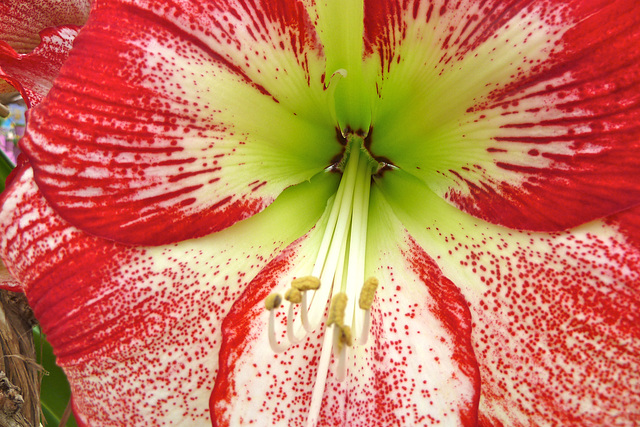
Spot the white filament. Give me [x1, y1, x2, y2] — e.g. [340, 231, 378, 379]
[265, 137, 380, 427]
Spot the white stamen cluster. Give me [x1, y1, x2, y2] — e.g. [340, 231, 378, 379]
[263, 136, 380, 427]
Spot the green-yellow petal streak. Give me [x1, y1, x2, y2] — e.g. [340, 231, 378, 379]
[313, 0, 371, 131]
[364, 3, 567, 195]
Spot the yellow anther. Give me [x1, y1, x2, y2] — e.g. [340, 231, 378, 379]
[291, 276, 321, 291]
[335, 325, 353, 352]
[358, 277, 379, 310]
[264, 293, 282, 311]
[284, 287, 302, 304]
[327, 292, 348, 327]
[340, 325, 353, 347]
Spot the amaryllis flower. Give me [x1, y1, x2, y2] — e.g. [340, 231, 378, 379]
[1, 0, 640, 425]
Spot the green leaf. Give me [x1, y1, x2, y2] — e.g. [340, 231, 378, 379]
[0, 148, 14, 192]
[34, 327, 78, 427]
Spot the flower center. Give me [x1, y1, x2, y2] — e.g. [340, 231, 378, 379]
[264, 132, 381, 425]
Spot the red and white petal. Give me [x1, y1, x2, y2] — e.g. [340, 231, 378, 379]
[211, 229, 326, 426]
[367, 0, 640, 231]
[23, 0, 339, 245]
[377, 169, 640, 425]
[211, 188, 480, 426]
[0, 0, 88, 102]
[0, 165, 337, 425]
[354, 190, 480, 426]
[0, 26, 80, 107]
[0, 0, 89, 54]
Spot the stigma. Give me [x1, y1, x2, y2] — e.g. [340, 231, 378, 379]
[263, 134, 380, 399]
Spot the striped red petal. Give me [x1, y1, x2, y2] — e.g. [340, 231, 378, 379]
[366, 0, 640, 231]
[0, 164, 336, 425]
[22, 0, 338, 245]
[0, 26, 80, 106]
[0, 0, 89, 104]
[0, 0, 89, 54]
[377, 169, 640, 425]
